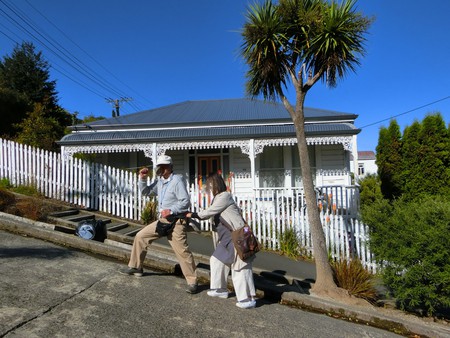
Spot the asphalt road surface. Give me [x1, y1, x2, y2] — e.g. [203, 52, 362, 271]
[0, 230, 402, 338]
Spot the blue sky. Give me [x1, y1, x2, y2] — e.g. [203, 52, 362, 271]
[1, 0, 449, 152]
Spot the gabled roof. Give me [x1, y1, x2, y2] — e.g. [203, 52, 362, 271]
[350, 151, 376, 161]
[60, 123, 359, 145]
[60, 98, 360, 146]
[358, 151, 376, 160]
[69, 98, 358, 131]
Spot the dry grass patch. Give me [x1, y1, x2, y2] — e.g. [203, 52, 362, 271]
[331, 257, 378, 303]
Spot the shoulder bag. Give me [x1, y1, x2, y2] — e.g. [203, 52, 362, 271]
[219, 216, 260, 261]
[155, 214, 180, 237]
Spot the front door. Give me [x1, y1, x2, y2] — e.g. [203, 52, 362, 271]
[198, 156, 221, 186]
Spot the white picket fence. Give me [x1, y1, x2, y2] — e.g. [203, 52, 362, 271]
[0, 139, 145, 218]
[194, 186, 375, 272]
[0, 138, 376, 272]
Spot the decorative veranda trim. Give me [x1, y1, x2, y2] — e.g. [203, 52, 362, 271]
[61, 135, 353, 158]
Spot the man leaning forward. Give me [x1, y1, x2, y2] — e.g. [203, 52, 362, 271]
[119, 155, 198, 294]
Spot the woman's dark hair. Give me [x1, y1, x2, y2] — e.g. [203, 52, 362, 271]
[206, 172, 227, 196]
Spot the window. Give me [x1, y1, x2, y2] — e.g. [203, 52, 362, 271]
[358, 163, 365, 175]
[258, 146, 316, 188]
[259, 147, 284, 187]
[292, 146, 316, 187]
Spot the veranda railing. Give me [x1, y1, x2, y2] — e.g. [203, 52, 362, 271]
[0, 138, 376, 272]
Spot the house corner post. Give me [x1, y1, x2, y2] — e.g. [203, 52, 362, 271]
[352, 136, 358, 184]
[152, 143, 158, 179]
[249, 139, 256, 190]
[248, 139, 258, 227]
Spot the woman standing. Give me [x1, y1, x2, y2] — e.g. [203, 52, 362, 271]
[187, 173, 256, 309]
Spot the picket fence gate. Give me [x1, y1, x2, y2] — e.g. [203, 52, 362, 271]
[0, 138, 376, 272]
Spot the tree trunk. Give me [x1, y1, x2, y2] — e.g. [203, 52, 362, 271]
[283, 93, 344, 299]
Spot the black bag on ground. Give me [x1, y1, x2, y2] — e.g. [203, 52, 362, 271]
[155, 218, 177, 236]
[76, 219, 107, 242]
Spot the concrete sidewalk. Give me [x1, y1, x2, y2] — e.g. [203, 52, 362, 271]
[1, 211, 449, 338]
[1, 230, 405, 338]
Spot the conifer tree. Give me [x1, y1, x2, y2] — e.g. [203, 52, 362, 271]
[0, 87, 31, 137]
[401, 121, 422, 200]
[413, 113, 449, 199]
[0, 42, 72, 145]
[376, 119, 402, 200]
[0, 42, 57, 106]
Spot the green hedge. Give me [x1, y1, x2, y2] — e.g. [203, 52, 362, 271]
[361, 195, 450, 316]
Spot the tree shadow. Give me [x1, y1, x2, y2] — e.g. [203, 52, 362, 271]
[0, 247, 75, 259]
[255, 269, 315, 304]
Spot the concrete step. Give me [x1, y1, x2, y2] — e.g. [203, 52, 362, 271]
[106, 223, 129, 232]
[65, 215, 95, 222]
[48, 209, 80, 217]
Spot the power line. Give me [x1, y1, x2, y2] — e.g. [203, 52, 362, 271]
[0, 16, 113, 101]
[359, 95, 450, 129]
[24, 0, 155, 110]
[50, 64, 110, 99]
[0, 5, 108, 98]
[0, 1, 127, 99]
[0, 20, 20, 43]
[0, 25, 108, 100]
[0, 0, 154, 114]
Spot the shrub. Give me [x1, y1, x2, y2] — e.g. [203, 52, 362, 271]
[358, 174, 383, 207]
[361, 195, 450, 316]
[0, 178, 12, 189]
[331, 258, 377, 303]
[278, 226, 304, 259]
[141, 198, 157, 224]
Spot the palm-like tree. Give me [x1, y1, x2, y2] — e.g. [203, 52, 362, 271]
[240, 0, 372, 299]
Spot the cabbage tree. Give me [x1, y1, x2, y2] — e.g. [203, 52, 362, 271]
[240, 0, 372, 299]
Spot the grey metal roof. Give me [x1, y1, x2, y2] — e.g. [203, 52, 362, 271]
[59, 123, 360, 145]
[59, 98, 360, 146]
[69, 98, 358, 131]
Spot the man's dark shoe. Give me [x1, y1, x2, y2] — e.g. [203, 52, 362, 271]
[186, 284, 198, 294]
[119, 267, 143, 277]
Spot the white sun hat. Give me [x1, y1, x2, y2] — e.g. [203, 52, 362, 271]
[156, 155, 172, 166]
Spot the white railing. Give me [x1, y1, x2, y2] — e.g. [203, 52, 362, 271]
[192, 186, 375, 272]
[0, 138, 376, 272]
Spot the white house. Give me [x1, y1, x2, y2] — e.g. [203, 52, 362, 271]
[59, 98, 360, 195]
[0, 99, 374, 268]
[351, 150, 377, 180]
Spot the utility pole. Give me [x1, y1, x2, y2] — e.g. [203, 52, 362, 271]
[106, 97, 132, 117]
